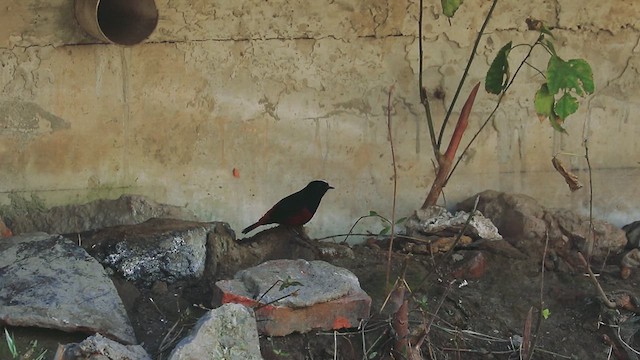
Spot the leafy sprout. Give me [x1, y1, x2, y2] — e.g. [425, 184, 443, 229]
[369, 210, 407, 236]
[485, 21, 594, 133]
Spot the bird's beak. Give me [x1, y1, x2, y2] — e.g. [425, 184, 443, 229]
[329, 186, 335, 189]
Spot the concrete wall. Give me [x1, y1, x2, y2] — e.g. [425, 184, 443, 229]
[1, 0, 639, 237]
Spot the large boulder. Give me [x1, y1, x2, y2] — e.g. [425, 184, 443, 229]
[0, 233, 136, 344]
[79, 218, 215, 285]
[456, 190, 627, 262]
[169, 304, 263, 360]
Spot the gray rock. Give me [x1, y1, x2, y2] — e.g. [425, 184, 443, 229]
[80, 218, 213, 285]
[233, 259, 362, 308]
[215, 259, 372, 336]
[405, 205, 502, 241]
[457, 191, 547, 240]
[0, 233, 136, 344]
[7, 194, 196, 235]
[457, 190, 627, 261]
[55, 333, 151, 360]
[169, 304, 262, 360]
[623, 220, 640, 248]
[206, 226, 315, 280]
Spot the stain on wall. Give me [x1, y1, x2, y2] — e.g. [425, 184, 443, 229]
[0, 0, 639, 237]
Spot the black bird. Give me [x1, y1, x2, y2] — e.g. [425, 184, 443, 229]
[242, 180, 333, 234]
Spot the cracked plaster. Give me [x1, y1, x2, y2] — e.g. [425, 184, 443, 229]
[0, 0, 639, 237]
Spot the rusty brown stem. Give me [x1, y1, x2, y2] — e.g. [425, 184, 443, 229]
[421, 82, 480, 209]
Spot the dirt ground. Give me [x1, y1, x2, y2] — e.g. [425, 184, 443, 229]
[127, 233, 640, 360]
[5, 232, 640, 360]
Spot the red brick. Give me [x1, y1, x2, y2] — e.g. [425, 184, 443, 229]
[452, 251, 487, 279]
[215, 281, 371, 336]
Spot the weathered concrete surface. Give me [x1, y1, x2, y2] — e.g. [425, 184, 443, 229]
[0, 0, 639, 240]
[79, 218, 212, 285]
[5, 194, 195, 235]
[0, 233, 136, 344]
[168, 304, 263, 360]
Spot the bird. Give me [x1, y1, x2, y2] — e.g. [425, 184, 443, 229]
[242, 180, 334, 234]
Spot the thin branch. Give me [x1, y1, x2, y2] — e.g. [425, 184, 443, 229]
[524, 230, 550, 360]
[415, 195, 480, 292]
[340, 215, 386, 244]
[584, 139, 594, 259]
[437, 0, 499, 149]
[577, 252, 616, 308]
[418, 0, 439, 157]
[440, 195, 480, 263]
[414, 280, 456, 350]
[385, 85, 399, 290]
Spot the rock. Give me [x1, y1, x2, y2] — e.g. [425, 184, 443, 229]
[457, 190, 546, 240]
[55, 333, 151, 360]
[7, 194, 196, 235]
[314, 241, 356, 260]
[79, 218, 214, 285]
[457, 190, 627, 262]
[237, 259, 361, 307]
[621, 249, 640, 279]
[0, 233, 136, 344]
[451, 251, 487, 279]
[553, 209, 625, 258]
[207, 226, 311, 280]
[168, 304, 263, 360]
[215, 259, 371, 336]
[401, 235, 473, 254]
[405, 205, 502, 241]
[0, 218, 12, 237]
[623, 220, 640, 248]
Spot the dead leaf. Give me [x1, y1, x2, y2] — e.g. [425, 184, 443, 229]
[552, 156, 583, 191]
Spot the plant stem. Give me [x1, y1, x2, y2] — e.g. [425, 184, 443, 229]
[584, 139, 594, 259]
[437, 0, 499, 149]
[385, 85, 399, 290]
[446, 39, 539, 183]
[422, 83, 480, 208]
[418, 0, 439, 158]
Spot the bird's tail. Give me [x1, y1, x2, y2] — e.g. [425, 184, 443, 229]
[241, 222, 260, 234]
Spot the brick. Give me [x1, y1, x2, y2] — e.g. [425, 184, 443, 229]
[215, 280, 371, 336]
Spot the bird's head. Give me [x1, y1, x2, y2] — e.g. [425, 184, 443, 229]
[305, 180, 334, 195]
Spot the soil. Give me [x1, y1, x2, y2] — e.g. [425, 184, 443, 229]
[4, 232, 640, 360]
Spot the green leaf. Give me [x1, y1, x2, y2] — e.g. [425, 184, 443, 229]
[485, 42, 512, 95]
[542, 308, 551, 319]
[279, 276, 303, 291]
[369, 210, 379, 216]
[568, 59, 595, 94]
[535, 84, 566, 133]
[547, 56, 595, 96]
[395, 217, 407, 224]
[555, 92, 579, 119]
[534, 83, 554, 119]
[548, 114, 567, 134]
[441, 0, 464, 17]
[540, 24, 554, 38]
[543, 38, 557, 57]
[379, 226, 390, 235]
[4, 328, 18, 357]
